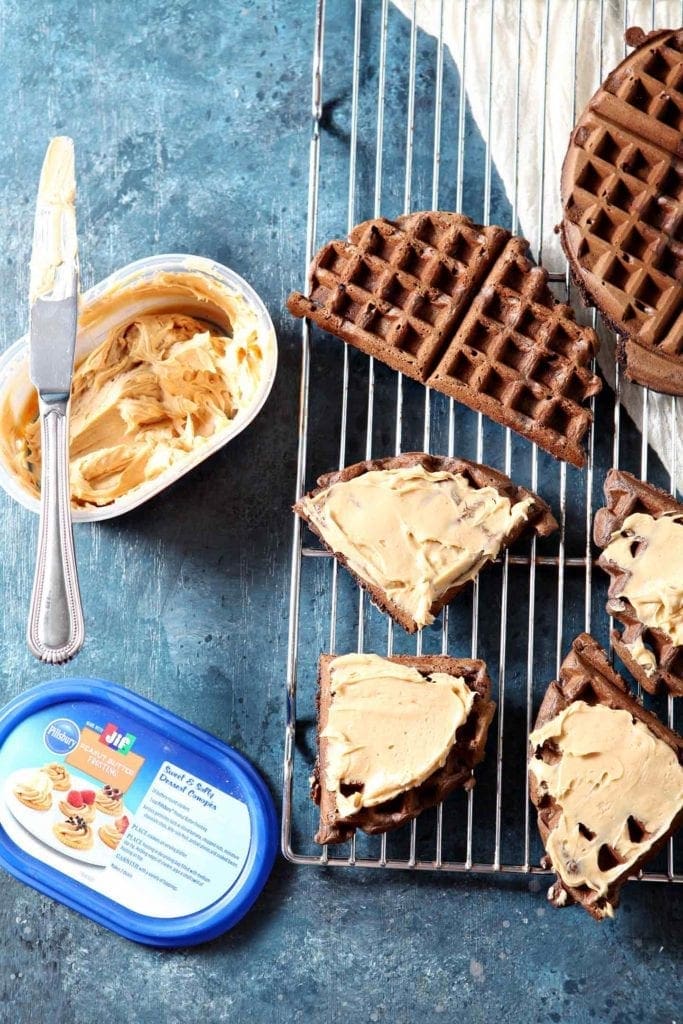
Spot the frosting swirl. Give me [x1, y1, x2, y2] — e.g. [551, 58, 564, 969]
[13, 770, 53, 811]
[94, 786, 124, 816]
[43, 763, 71, 791]
[53, 816, 93, 851]
[98, 823, 123, 850]
[58, 799, 95, 822]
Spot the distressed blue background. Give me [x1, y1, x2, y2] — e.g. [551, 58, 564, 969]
[0, 2, 679, 1023]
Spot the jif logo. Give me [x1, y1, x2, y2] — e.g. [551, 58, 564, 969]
[100, 722, 136, 755]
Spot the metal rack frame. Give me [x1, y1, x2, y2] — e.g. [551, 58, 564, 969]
[282, 0, 681, 884]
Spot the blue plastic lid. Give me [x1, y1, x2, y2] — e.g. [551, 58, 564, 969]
[0, 678, 277, 947]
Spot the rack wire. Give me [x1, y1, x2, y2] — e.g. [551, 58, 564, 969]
[282, 0, 682, 884]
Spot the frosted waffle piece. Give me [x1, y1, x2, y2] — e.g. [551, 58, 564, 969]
[294, 452, 558, 634]
[287, 212, 602, 467]
[560, 26, 683, 394]
[529, 633, 683, 919]
[312, 653, 495, 845]
[594, 468, 683, 697]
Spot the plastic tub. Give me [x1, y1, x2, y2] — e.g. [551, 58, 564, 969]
[0, 677, 278, 946]
[0, 254, 278, 522]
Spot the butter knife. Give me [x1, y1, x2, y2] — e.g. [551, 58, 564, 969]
[26, 136, 84, 663]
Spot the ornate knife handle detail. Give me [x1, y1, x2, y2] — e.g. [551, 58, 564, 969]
[27, 398, 84, 663]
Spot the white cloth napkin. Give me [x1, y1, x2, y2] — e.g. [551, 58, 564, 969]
[391, 0, 682, 485]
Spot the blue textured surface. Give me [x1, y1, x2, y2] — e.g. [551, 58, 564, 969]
[0, 2, 679, 1023]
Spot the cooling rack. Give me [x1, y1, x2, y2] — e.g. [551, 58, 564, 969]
[282, 0, 682, 884]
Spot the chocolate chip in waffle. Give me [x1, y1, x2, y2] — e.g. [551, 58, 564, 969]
[312, 653, 495, 845]
[594, 468, 683, 696]
[560, 27, 683, 394]
[294, 452, 558, 634]
[287, 212, 601, 467]
[529, 633, 683, 920]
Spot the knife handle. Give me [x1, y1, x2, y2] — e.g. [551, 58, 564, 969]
[27, 397, 84, 663]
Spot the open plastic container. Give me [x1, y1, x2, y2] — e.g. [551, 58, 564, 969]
[0, 678, 277, 946]
[0, 254, 278, 521]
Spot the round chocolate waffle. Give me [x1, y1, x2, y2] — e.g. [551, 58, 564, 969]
[560, 27, 683, 394]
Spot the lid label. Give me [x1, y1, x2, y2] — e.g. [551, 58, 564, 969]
[66, 726, 145, 788]
[108, 760, 250, 916]
[0, 698, 254, 924]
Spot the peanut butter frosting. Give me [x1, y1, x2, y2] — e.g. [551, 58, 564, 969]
[98, 823, 123, 850]
[602, 511, 683, 648]
[529, 701, 683, 908]
[53, 817, 93, 851]
[322, 653, 475, 817]
[299, 465, 534, 628]
[58, 799, 95, 823]
[43, 762, 71, 791]
[94, 793, 124, 815]
[13, 770, 53, 811]
[0, 270, 271, 508]
[29, 136, 77, 304]
[624, 635, 657, 677]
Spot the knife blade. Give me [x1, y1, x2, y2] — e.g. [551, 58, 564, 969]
[26, 137, 85, 663]
[29, 136, 79, 392]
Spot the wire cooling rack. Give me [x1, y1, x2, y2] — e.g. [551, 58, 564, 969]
[282, 0, 682, 884]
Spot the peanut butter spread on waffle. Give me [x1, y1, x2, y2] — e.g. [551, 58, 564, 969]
[0, 273, 265, 508]
[322, 653, 475, 817]
[530, 701, 683, 909]
[623, 635, 658, 677]
[601, 512, 683, 648]
[298, 464, 534, 627]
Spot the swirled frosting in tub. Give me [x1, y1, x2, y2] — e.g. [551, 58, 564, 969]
[0, 271, 270, 508]
[322, 653, 475, 818]
[529, 701, 683, 911]
[602, 512, 683, 647]
[299, 465, 533, 627]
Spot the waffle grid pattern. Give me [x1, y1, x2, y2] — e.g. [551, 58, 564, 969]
[289, 212, 601, 466]
[431, 239, 600, 447]
[562, 28, 683, 366]
[314, 215, 508, 378]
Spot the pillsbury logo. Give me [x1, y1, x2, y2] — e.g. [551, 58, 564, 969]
[43, 718, 80, 755]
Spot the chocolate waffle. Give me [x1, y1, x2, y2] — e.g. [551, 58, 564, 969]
[294, 452, 558, 634]
[560, 27, 683, 394]
[287, 212, 602, 467]
[594, 468, 683, 696]
[529, 633, 683, 919]
[312, 653, 495, 845]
